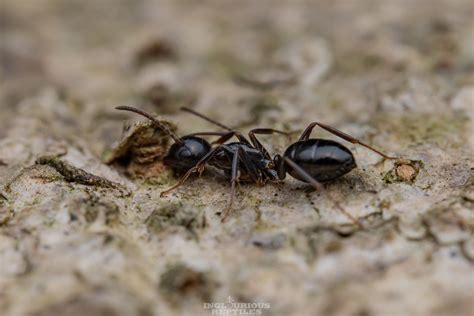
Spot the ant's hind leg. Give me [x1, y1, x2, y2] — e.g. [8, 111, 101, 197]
[299, 122, 398, 160]
[283, 157, 362, 227]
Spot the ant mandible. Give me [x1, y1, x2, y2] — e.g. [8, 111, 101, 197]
[115, 106, 398, 223]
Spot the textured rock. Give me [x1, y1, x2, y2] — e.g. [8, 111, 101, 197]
[1, 1, 473, 316]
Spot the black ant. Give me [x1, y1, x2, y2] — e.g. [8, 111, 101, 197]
[115, 106, 398, 223]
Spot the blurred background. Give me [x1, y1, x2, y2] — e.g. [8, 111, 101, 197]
[1, 1, 473, 316]
[2, 0, 473, 152]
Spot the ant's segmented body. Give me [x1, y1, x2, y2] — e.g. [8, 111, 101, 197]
[115, 106, 398, 223]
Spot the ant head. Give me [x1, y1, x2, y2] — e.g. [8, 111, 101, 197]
[115, 106, 212, 172]
[164, 135, 211, 172]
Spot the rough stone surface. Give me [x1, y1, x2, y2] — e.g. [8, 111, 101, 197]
[1, 1, 473, 316]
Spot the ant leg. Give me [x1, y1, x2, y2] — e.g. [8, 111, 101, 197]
[180, 107, 254, 145]
[186, 132, 230, 137]
[160, 146, 221, 197]
[159, 168, 199, 197]
[185, 131, 253, 146]
[211, 131, 252, 145]
[237, 147, 262, 184]
[219, 145, 259, 184]
[299, 122, 398, 160]
[248, 128, 291, 159]
[221, 147, 242, 222]
[283, 157, 362, 227]
[221, 145, 262, 184]
[181, 107, 233, 131]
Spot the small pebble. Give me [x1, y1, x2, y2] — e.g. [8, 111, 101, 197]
[396, 164, 417, 182]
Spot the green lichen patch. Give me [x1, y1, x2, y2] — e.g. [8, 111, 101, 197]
[376, 113, 469, 148]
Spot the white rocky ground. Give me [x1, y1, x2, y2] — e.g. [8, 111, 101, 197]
[1, 1, 473, 315]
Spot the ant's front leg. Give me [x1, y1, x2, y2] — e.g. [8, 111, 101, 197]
[160, 146, 221, 197]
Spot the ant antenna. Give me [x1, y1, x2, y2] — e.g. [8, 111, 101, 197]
[115, 106, 183, 144]
[181, 107, 233, 131]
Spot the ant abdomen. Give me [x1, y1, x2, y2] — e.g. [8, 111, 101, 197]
[283, 139, 356, 182]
